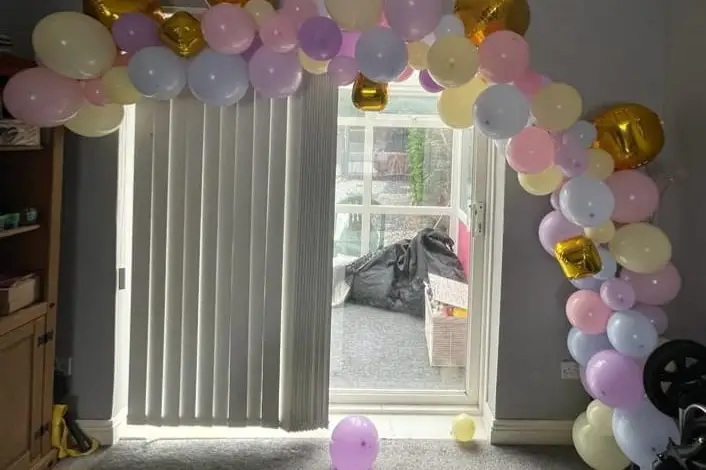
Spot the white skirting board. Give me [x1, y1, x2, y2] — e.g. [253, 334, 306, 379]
[482, 402, 574, 446]
[76, 408, 127, 447]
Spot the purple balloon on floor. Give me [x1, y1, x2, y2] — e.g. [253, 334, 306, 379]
[330, 416, 380, 470]
[419, 70, 443, 93]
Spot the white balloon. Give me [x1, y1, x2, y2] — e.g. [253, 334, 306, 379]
[559, 175, 615, 228]
[594, 247, 617, 281]
[567, 328, 612, 367]
[612, 400, 680, 469]
[474, 84, 530, 140]
[607, 310, 658, 359]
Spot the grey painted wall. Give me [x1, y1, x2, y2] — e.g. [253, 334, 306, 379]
[2, 0, 702, 422]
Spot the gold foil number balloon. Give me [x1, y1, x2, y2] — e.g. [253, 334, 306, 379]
[159, 11, 206, 58]
[352, 73, 389, 112]
[84, 0, 163, 28]
[554, 235, 602, 280]
[454, 0, 530, 46]
[207, 0, 249, 5]
[593, 103, 665, 171]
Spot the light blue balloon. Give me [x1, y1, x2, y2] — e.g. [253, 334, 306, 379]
[188, 49, 249, 107]
[563, 120, 597, 149]
[594, 247, 617, 281]
[559, 175, 615, 228]
[567, 327, 612, 366]
[128, 46, 187, 101]
[434, 14, 464, 38]
[354, 27, 407, 83]
[612, 399, 680, 469]
[607, 310, 658, 359]
[571, 276, 602, 291]
[474, 84, 530, 139]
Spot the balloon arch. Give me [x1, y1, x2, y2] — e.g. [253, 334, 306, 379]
[3, 0, 681, 468]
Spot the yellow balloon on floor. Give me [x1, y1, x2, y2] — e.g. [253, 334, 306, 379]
[572, 412, 630, 470]
[517, 165, 563, 196]
[324, 0, 382, 31]
[299, 50, 329, 75]
[33, 12, 117, 80]
[427, 35, 479, 88]
[65, 103, 125, 138]
[451, 413, 476, 443]
[437, 75, 488, 128]
[585, 148, 615, 180]
[585, 219, 615, 245]
[101, 67, 142, 105]
[609, 222, 672, 274]
[407, 41, 430, 70]
[530, 83, 582, 132]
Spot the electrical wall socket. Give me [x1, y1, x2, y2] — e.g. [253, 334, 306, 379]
[560, 360, 580, 380]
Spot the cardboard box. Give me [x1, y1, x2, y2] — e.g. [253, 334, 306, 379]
[424, 274, 469, 367]
[0, 274, 39, 316]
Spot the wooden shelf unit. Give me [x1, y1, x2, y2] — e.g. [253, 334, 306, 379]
[0, 128, 63, 470]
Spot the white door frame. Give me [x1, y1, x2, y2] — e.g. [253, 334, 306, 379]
[330, 121, 502, 413]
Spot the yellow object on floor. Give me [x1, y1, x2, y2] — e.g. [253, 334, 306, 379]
[451, 413, 476, 443]
[451, 307, 468, 318]
[51, 404, 100, 459]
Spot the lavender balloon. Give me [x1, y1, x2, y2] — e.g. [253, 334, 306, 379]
[600, 278, 636, 310]
[112, 13, 161, 54]
[555, 139, 588, 177]
[298, 16, 342, 61]
[327, 56, 358, 86]
[585, 350, 644, 409]
[633, 303, 668, 335]
[383, 0, 444, 41]
[248, 48, 303, 99]
[242, 35, 263, 63]
[330, 416, 380, 470]
[418, 70, 443, 93]
[537, 210, 583, 255]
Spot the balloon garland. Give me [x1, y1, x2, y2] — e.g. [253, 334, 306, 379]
[2, 0, 682, 467]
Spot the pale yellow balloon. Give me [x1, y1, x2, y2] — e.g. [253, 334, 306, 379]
[244, 0, 276, 26]
[586, 400, 614, 437]
[609, 222, 672, 274]
[437, 75, 487, 128]
[407, 41, 429, 70]
[297, 49, 328, 75]
[585, 148, 615, 180]
[530, 83, 583, 132]
[33, 11, 117, 80]
[517, 165, 563, 196]
[324, 0, 382, 31]
[451, 413, 476, 443]
[585, 219, 616, 244]
[427, 35, 479, 89]
[572, 413, 630, 470]
[101, 67, 142, 105]
[65, 102, 125, 138]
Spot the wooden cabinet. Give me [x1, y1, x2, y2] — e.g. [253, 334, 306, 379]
[0, 127, 63, 470]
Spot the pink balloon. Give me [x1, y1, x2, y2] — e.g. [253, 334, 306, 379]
[338, 32, 360, 58]
[394, 66, 414, 82]
[260, 12, 299, 53]
[249, 49, 303, 98]
[281, 0, 318, 29]
[566, 290, 613, 334]
[620, 263, 682, 306]
[506, 127, 555, 173]
[201, 3, 257, 54]
[513, 69, 545, 98]
[586, 350, 644, 409]
[600, 278, 636, 311]
[538, 210, 583, 255]
[633, 303, 668, 335]
[606, 170, 659, 223]
[3, 67, 83, 127]
[83, 79, 107, 106]
[478, 31, 530, 83]
[327, 56, 358, 86]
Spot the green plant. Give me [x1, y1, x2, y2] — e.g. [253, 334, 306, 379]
[408, 128, 427, 205]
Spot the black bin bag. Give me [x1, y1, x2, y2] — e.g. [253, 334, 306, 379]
[344, 228, 467, 318]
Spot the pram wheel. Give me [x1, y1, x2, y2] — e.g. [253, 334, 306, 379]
[644, 340, 706, 419]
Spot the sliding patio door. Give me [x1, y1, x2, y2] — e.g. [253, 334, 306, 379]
[329, 74, 491, 407]
[124, 76, 339, 430]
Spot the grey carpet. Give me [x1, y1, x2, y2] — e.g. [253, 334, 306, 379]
[91, 439, 590, 470]
[330, 304, 465, 390]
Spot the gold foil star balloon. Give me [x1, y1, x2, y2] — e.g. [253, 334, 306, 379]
[352, 73, 389, 112]
[554, 236, 602, 280]
[159, 11, 206, 58]
[454, 0, 530, 46]
[84, 0, 163, 28]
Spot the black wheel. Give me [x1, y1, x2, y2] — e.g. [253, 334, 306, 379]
[644, 340, 706, 418]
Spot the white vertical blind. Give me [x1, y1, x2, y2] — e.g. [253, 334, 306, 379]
[127, 75, 338, 430]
